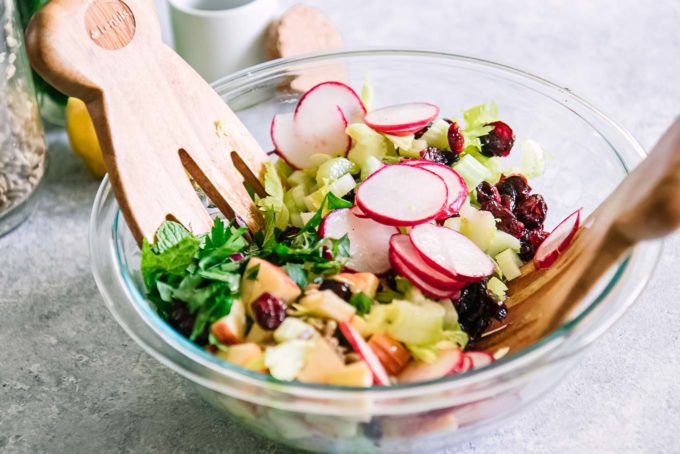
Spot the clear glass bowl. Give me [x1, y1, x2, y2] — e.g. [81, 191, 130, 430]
[90, 50, 662, 452]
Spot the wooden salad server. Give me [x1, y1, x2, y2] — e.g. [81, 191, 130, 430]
[25, 0, 268, 244]
[476, 118, 680, 353]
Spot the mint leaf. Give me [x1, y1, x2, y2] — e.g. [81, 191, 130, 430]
[350, 292, 373, 316]
[141, 236, 200, 289]
[285, 263, 307, 288]
[153, 221, 192, 254]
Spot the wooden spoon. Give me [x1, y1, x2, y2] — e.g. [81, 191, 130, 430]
[476, 118, 680, 353]
[25, 0, 268, 244]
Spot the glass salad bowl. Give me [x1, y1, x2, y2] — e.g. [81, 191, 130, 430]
[90, 49, 662, 452]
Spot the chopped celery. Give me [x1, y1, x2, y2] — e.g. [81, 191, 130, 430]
[364, 304, 391, 335]
[285, 184, 308, 212]
[274, 158, 294, 180]
[362, 155, 384, 179]
[360, 74, 373, 111]
[420, 118, 450, 150]
[487, 230, 521, 257]
[398, 138, 427, 159]
[443, 216, 461, 231]
[459, 206, 497, 251]
[453, 154, 491, 190]
[517, 139, 546, 178]
[264, 340, 311, 381]
[304, 187, 329, 211]
[287, 170, 315, 188]
[383, 133, 414, 154]
[328, 173, 356, 198]
[283, 191, 300, 215]
[299, 211, 316, 225]
[487, 276, 508, 301]
[440, 299, 459, 330]
[316, 157, 358, 186]
[495, 248, 523, 281]
[386, 300, 445, 346]
[347, 123, 388, 169]
[290, 212, 304, 228]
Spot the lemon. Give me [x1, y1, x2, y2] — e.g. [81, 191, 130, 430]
[65, 97, 106, 177]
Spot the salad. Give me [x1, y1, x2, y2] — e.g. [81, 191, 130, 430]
[140, 80, 575, 387]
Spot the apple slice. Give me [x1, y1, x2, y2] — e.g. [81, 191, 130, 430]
[355, 164, 448, 226]
[465, 351, 495, 369]
[296, 337, 346, 384]
[389, 234, 464, 291]
[408, 162, 467, 218]
[210, 299, 246, 345]
[298, 289, 356, 323]
[398, 349, 463, 384]
[389, 249, 461, 300]
[320, 208, 398, 274]
[327, 361, 373, 387]
[368, 332, 412, 376]
[216, 342, 266, 372]
[409, 223, 496, 282]
[534, 208, 582, 270]
[339, 321, 390, 386]
[240, 258, 301, 317]
[364, 102, 440, 135]
[331, 272, 380, 298]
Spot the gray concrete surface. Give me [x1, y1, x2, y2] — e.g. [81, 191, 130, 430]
[1, 0, 679, 452]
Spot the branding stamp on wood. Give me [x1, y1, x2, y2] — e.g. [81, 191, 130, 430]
[85, 0, 136, 50]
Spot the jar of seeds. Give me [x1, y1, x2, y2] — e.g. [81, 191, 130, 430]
[0, 0, 46, 236]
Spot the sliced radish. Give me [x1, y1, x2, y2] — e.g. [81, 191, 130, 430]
[415, 162, 467, 218]
[365, 102, 440, 135]
[294, 81, 366, 124]
[339, 321, 390, 386]
[320, 208, 397, 274]
[450, 355, 473, 374]
[398, 349, 463, 384]
[389, 250, 461, 300]
[350, 204, 369, 219]
[409, 223, 495, 282]
[534, 208, 582, 270]
[355, 164, 448, 226]
[465, 351, 495, 369]
[389, 234, 464, 290]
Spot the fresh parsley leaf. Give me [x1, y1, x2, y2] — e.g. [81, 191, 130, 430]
[285, 263, 307, 288]
[350, 292, 373, 316]
[141, 235, 200, 290]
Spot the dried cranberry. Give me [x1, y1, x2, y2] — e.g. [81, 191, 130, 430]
[500, 194, 515, 211]
[480, 121, 515, 157]
[447, 122, 465, 155]
[420, 146, 459, 166]
[343, 189, 356, 204]
[496, 174, 531, 202]
[168, 300, 209, 344]
[476, 181, 500, 205]
[516, 194, 547, 228]
[481, 201, 526, 238]
[414, 122, 433, 139]
[319, 280, 352, 301]
[251, 293, 287, 330]
[519, 229, 547, 261]
[453, 281, 508, 340]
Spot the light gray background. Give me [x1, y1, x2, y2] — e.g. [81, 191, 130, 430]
[1, 0, 679, 452]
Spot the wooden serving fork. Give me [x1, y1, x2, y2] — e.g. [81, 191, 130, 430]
[476, 119, 680, 353]
[25, 0, 268, 244]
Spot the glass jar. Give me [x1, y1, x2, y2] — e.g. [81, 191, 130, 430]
[0, 0, 47, 236]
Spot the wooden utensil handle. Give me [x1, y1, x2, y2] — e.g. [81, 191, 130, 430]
[26, 0, 160, 101]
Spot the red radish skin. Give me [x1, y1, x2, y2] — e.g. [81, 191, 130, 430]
[464, 351, 495, 369]
[409, 223, 496, 282]
[450, 355, 473, 374]
[398, 349, 463, 384]
[339, 321, 390, 386]
[320, 208, 397, 274]
[534, 208, 582, 270]
[389, 234, 464, 290]
[415, 162, 467, 218]
[294, 81, 366, 124]
[355, 164, 448, 226]
[389, 250, 461, 299]
[365, 102, 440, 135]
[350, 204, 370, 219]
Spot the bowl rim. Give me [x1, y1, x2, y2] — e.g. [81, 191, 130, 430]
[91, 48, 662, 401]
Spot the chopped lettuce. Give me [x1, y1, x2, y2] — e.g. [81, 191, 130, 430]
[461, 102, 499, 152]
[256, 162, 290, 230]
